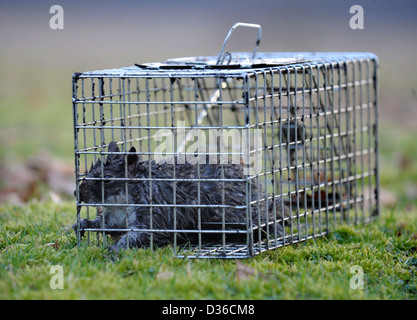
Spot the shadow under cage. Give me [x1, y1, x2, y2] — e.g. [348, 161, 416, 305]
[72, 24, 379, 259]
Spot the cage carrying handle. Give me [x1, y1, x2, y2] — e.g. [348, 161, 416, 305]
[216, 22, 262, 65]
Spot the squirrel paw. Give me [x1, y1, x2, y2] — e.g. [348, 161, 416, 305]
[72, 219, 93, 238]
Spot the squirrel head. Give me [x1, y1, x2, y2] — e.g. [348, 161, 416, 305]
[77, 142, 139, 204]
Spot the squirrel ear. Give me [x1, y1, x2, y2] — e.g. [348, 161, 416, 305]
[127, 146, 138, 169]
[108, 141, 120, 153]
[106, 142, 120, 162]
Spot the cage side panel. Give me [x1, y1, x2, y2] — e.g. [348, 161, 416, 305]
[241, 57, 378, 255]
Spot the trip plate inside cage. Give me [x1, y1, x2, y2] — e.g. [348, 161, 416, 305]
[72, 24, 379, 259]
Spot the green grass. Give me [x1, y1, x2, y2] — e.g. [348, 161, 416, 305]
[1, 119, 417, 299]
[1, 59, 417, 300]
[1, 200, 416, 300]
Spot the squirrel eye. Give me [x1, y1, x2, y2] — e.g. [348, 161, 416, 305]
[103, 175, 113, 181]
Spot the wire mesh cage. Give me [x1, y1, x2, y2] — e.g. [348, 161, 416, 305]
[72, 23, 379, 258]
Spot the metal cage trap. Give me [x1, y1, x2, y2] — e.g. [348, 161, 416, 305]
[72, 22, 380, 258]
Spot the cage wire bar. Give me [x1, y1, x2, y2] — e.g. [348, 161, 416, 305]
[72, 25, 379, 259]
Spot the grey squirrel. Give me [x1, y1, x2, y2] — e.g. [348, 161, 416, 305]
[72, 142, 289, 252]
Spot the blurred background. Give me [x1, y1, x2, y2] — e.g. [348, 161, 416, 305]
[0, 0, 416, 206]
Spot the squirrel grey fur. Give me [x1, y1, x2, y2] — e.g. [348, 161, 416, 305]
[72, 141, 289, 252]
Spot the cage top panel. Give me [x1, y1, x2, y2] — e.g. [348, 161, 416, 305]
[74, 52, 378, 78]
